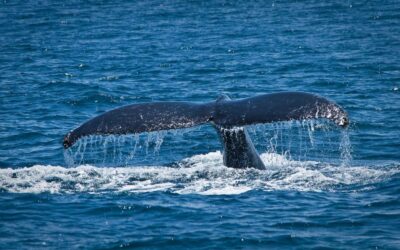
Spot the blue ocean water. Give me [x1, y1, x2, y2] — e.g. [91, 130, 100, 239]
[1, 0, 400, 249]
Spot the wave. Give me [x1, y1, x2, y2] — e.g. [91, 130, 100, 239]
[0, 152, 398, 195]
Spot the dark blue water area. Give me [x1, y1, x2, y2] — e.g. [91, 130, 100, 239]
[1, 0, 400, 249]
[1, 184, 400, 250]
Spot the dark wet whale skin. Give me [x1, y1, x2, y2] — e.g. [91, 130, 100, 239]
[214, 126, 265, 170]
[213, 95, 265, 170]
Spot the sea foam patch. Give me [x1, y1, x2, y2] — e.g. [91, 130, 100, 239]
[0, 152, 398, 195]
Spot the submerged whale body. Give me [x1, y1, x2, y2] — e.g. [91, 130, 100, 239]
[63, 92, 349, 169]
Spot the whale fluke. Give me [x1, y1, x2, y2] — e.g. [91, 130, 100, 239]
[63, 92, 348, 169]
[63, 102, 213, 148]
[213, 92, 348, 128]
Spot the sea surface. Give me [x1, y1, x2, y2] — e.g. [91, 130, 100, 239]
[1, 0, 400, 249]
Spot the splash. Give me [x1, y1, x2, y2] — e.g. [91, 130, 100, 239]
[1, 152, 398, 195]
[27, 119, 369, 195]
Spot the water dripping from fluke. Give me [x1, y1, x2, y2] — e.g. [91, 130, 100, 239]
[63, 131, 174, 167]
[63, 120, 351, 169]
[340, 128, 353, 167]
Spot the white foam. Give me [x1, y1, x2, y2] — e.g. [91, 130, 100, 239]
[0, 152, 398, 195]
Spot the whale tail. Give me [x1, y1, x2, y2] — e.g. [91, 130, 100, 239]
[63, 101, 213, 148]
[63, 92, 349, 150]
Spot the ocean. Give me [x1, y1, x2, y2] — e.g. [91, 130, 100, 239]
[0, 0, 399, 249]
